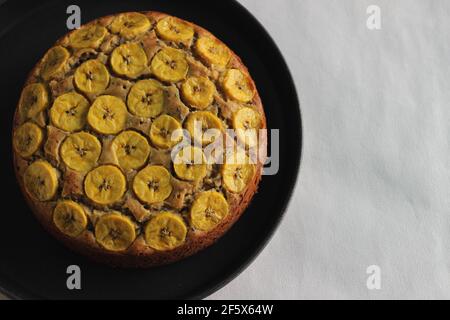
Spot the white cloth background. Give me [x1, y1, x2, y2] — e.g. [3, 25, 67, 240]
[2, 0, 450, 300]
[210, 0, 450, 300]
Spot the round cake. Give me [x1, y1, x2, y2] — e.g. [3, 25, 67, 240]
[12, 11, 266, 267]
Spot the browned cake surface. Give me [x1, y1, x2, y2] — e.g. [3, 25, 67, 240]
[12, 11, 266, 267]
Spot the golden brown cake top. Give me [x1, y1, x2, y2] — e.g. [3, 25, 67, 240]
[12, 11, 266, 256]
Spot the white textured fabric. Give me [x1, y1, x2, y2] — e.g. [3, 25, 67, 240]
[209, 0, 450, 300]
[2, 0, 450, 300]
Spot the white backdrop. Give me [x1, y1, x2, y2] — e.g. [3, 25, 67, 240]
[210, 0, 450, 299]
[2, 0, 450, 300]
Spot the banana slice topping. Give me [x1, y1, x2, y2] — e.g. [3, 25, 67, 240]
[181, 76, 215, 109]
[173, 146, 207, 182]
[151, 47, 188, 83]
[95, 213, 136, 251]
[223, 69, 255, 103]
[133, 165, 173, 204]
[40, 46, 70, 80]
[145, 211, 187, 251]
[69, 24, 108, 49]
[127, 79, 164, 118]
[53, 200, 88, 237]
[190, 190, 229, 231]
[74, 59, 110, 95]
[13, 122, 44, 158]
[111, 42, 148, 79]
[110, 12, 151, 39]
[184, 111, 224, 145]
[84, 165, 126, 205]
[60, 131, 102, 172]
[112, 130, 151, 171]
[19, 83, 49, 120]
[156, 16, 194, 43]
[195, 37, 231, 67]
[222, 152, 256, 193]
[24, 160, 59, 201]
[232, 107, 261, 147]
[87, 95, 127, 135]
[50, 92, 90, 132]
[149, 114, 183, 149]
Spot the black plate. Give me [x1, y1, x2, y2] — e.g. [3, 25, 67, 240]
[0, 0, 302, 299]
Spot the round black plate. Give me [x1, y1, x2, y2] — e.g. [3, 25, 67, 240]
[0, 0, 302, 299]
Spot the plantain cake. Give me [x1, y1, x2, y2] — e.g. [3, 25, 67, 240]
[12, 11, 267, 267]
